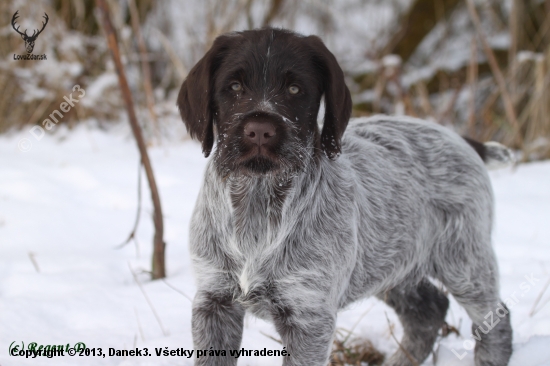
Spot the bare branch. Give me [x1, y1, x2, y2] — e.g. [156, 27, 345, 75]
[385, 312, 419, 366]
[530, 275, 550, 317]
[96, 0, 166, 279]
[128, 0, 160, 143]
[466, 0, 522, 145]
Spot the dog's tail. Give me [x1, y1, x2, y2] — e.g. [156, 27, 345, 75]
[463, 137, 515, 169]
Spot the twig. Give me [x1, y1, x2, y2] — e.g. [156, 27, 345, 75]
[97, 0, 166, 279]
[467, 36, 478, 136]
[529, 275, 550, 317]
[161, 279, 193, 302]
[244, 0, 254, 29]
[508, 0, 521, 91]
[384, 312, 419, 366]
[26, 98, 52, 126]
[532, 10, 550, 50]
[28, 252, 40, 273]
[260, 331, 282, 344]
[134, 307, 145, 341]
[127, 0, 160, 143]
[441, 322, 461, 337]
[128, 262, 169, 336]
[414, 81, 434, 118]
[236, 0, 257, 30]
[532, 297, 550, 317]
[262, 0, 285, 27]
[373, 68, 387, 114]
[384, 56, 417, 116]
[465, 0, 522, 146]
[520, 56, 550, 160]
[152, 28, 187, 80]
[480, 88, 501, 141]
[437, 81, 462, 125]
[332, 331, 385, 365]
[206, 0, 250, 46]
[343, 302, 376, 345]
[116, 160, 143, 254]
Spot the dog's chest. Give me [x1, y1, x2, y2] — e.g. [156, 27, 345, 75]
[227, 225, 283, 319]
[223, 178, 290, 314]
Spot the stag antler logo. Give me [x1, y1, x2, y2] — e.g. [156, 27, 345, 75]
[12, 10, 49, 54]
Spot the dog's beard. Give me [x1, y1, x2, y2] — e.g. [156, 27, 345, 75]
[242, 156, 278, 174]
[214, 133, 315, 179]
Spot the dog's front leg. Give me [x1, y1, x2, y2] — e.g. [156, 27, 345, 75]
[192, 290, 245, 366]
[272, 306, 336, 366]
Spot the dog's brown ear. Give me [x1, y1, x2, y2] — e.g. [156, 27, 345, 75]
[177, 35, 236, 157]
[307, 36, 352, 160]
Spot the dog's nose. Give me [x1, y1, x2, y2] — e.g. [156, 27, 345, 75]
[244, 121, 276, 146]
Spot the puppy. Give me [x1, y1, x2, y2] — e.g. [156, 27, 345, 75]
[178, 28, 513, 366]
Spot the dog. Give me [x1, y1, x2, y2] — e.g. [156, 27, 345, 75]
[178, 28, 513, 366]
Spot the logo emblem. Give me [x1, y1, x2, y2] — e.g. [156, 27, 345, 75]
[11, 10, 49, 54]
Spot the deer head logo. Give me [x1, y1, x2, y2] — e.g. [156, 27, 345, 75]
[12, 10, 49, 54]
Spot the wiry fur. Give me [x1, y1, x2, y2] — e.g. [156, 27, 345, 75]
[179, 28, 513, 366]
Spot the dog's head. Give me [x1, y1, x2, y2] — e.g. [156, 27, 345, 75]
[178, 28, 351, 176]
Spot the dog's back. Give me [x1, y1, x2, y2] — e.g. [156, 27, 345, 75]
[335, 116, 495, 304]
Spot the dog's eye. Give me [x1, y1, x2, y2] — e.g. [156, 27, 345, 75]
[231, 82, 242, 91]
[288, 85, 300, 95]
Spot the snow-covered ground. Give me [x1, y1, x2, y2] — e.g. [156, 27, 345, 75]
[1, 123, 549, 366]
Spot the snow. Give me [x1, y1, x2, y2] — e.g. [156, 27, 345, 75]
[382, 54, 402, 69]
[1, 123, 549, 365]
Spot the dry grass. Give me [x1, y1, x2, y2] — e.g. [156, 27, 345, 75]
[330, 329, 385, 366]
[0, 1, 121, 133]
[258, 328, 385, 366]
[2, 1, 549, 161]
[353, 0, 550, 161]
